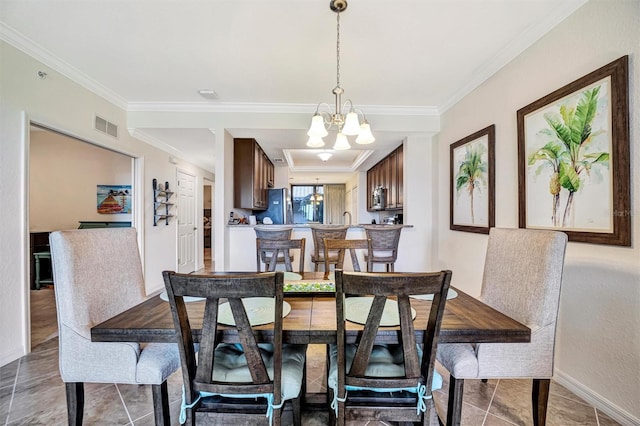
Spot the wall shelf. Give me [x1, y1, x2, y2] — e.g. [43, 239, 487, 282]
[153, 178, 174, 226]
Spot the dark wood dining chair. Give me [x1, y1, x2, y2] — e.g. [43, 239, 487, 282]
[309, 225, 349, 274]
[322, 238, 371, 280]
[256, 238, 305, 274]
[162, 271, 307, 426]
[329, 270, 452, 426]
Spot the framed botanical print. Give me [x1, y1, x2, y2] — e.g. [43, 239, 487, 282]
[450, 125, 495, 234]
[517, 56, 630, 246]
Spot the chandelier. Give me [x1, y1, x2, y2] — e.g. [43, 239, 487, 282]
[307, 0, 375, 151]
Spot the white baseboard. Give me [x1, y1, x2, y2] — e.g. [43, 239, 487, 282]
[0, 347, 26, 368]
[554, 369, 640, 426]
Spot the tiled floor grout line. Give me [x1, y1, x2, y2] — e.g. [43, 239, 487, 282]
[4, 358, 21, 426]
[481, 378, 500, 426]
[114, 383, 134, 425]
[552, 389, 594, 407]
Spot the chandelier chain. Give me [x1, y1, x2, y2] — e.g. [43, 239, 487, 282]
[336, 11, 341, 88]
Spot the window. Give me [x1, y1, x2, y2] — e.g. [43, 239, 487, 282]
[291, 185, 324, 224]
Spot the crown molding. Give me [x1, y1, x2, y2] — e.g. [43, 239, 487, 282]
[439, 0, 588, 113]
[128, 128, 215, 172]
[0, 22, 129, 110]
[282, 149, 373, 173]
[127, 101, 439, 116]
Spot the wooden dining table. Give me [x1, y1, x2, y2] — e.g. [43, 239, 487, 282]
[91, 273, 530, 346]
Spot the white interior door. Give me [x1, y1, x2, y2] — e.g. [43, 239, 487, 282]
[177, 170, 196, 273]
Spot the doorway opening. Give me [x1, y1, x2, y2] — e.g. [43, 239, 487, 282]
[203, 178, 214, 270]
[28, 123, 139, 350]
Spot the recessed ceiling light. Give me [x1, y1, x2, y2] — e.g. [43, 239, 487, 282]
[198, 89, 218, 100]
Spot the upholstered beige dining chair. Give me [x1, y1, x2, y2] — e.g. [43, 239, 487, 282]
[50, 228, 181, 426]
[436, 227, 568, 426]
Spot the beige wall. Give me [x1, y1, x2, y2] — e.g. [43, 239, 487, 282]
[0, 41, 213, 365]
[30, 130, 132, 231]
[435, 0, 639, 422]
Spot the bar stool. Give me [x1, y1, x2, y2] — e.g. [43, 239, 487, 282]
[363, 224, 404, 272]
[309, 225, 349, 274]
[254, 225, 294, 272]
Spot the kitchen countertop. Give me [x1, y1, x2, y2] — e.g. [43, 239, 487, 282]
[226, 223, 413, 228]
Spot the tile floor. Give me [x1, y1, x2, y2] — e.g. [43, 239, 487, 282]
[0, 288, 621, 425]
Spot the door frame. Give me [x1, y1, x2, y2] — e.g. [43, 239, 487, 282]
[25, 119, 144, 351]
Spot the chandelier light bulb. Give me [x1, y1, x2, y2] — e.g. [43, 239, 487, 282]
[355, 122, 375, 144]
[317, 151, 333, 161]
[307, 136, 326, 148]
[333, 132, 351, 150]
[342, 111, 360, 136]
[308, 114, 329, 137]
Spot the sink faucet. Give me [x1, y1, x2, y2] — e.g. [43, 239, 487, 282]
[343, 211, 352, 226]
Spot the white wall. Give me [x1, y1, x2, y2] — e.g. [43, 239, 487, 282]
[434, 1, 639, 422]
[30, 130, 132, 231]
[0, 41, 213, 365]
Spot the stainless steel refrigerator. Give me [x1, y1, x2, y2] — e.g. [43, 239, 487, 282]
[254, 188, 293, 224]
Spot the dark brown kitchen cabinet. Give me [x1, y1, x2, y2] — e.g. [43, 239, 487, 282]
[366, 143, 403, 211]
[234, 138, 273, 210]
[396, 144, 403, 208]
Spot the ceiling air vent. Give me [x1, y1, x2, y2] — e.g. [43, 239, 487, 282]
[273, 158, 285, 164]
[94, 115, 118, 138]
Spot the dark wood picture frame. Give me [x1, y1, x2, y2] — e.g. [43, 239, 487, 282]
[450, 125, 495, 234]
[517, 56, 630, 246]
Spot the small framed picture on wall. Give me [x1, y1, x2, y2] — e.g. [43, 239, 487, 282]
[450, 125, 495, 234]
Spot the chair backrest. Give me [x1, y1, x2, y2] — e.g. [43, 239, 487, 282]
[50, 228, 146, 340]
[254, 225, 293, 241]
[256, 238, 306, 273]
[363, 224, 403, 260]
[254, 225, 294, 269]
[335, 270, 452, 395]
[480, 228, 568, 328]
[323, 238, 371, 279]
[310, 225, 349, 259]
[163, 271, 286, 413]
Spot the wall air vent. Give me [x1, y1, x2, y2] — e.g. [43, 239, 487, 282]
[94, 115, 118, 138]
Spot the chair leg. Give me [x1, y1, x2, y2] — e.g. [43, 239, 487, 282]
[151, 382, 170, 426]
[532, 378, 551, 426]
[446, 375, 464, 426]
[292, 395, 302, 426]
[65, 382, 84, 426]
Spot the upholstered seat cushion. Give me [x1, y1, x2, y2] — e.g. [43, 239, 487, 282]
[204, 343, 306, 401]
[327, 343, 443, 394]
[311, 251, 340, 263]
[435, 344, 479, 378]
[365, 252, 395, 262]
[136, 343, 182, 384]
